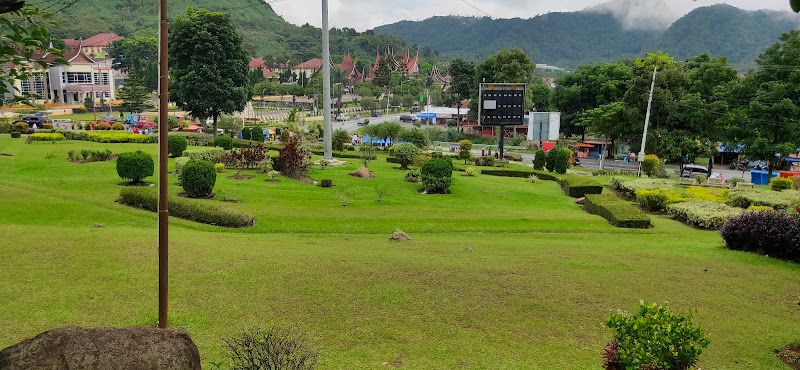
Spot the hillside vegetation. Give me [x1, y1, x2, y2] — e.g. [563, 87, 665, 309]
[374, 4, 800, 71]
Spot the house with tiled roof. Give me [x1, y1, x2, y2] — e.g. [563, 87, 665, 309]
[62, 33, 122, 59]
[249, 57, 276, 79]
[5, 39, 117, 104]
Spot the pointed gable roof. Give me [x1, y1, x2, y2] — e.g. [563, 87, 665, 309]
[65, 39, 96, 64]
[82, 33, 122, 47]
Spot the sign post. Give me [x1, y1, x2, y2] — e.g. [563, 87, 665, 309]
[478, 83, 526, 161]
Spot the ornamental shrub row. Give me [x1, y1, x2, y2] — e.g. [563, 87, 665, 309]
[609, 177, 675, 199]
[720, 210, 800, 262]
[667, 200, 743, 229]
[118, 187, 254, 228]
[635, 189, 688, 212]
[184, 147, 224, 162]
[26, 133, 65, 142]
[584, 194, 651, 228]
[480, 169, 558, 181]
[729, 188, 799, 209]
[88, 132, 156, 143]
[559, 175, 603, 198]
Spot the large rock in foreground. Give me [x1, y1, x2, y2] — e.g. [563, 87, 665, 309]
[0, 325, 201, 369]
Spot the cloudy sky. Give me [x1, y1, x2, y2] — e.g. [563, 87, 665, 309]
[270, 0, 792, 31]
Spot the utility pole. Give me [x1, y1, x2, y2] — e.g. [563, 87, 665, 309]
[157, 0, 169, 328]
[639, 63, 657, 166]
[321, 0, 332, 160]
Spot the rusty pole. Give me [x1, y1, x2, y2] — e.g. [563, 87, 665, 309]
[157, 0, 169, 329]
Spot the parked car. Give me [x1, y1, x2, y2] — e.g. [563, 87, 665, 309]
[12, 115, 52, 127]
[96, 116, 117, 123]
[411, 108, 421, 113]
[399, 115, 418, 123]
[357, 118, 370, 126]
[336, 113, 349, 121]
[371, 110, 383, 117]
[681, 164, 720, 179]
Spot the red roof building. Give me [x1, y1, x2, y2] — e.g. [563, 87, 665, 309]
[63, 33, 121, 58]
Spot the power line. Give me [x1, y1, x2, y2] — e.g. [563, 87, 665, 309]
[52, 0, 80, 14]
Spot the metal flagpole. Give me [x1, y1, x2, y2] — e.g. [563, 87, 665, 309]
[157, 0, 169, 329]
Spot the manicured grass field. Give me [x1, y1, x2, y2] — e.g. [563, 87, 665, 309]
[0, 137, 798, 368]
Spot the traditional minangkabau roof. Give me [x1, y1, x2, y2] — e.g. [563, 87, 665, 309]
[431, 64, 451, 86]
[82, 33, 122, 47]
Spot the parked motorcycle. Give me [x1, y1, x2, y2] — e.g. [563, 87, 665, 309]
[729, 160, 746, 171]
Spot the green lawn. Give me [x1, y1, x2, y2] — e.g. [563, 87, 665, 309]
[0, 137, 798, 368]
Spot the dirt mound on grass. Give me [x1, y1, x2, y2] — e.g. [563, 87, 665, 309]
[390, 228, 411, 241]
[350, 166, 374, 179]
[776, 344, 800, 369]
[0, 325, 201, 369]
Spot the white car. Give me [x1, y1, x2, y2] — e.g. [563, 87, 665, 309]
[336, 114, 348, 121]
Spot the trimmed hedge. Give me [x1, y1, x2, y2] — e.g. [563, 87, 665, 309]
[116, 150, 154, 182]
[585, 194, 651, 228]
[26, 133, 65, 142]
[480, 169, 557, 181]
[213, 135, 234, 150]
[729, 188, 799, 209]
[721, 210, 800, 262]
[88, 132, 156, 143]
[175, 157, 190, 173]
[168, 135, 188, 157]
[610, 177, 675, 199]
[233, 139, 282, 149]
[668, 200, 743, 229]
[180, 160, 216, 198]
[559, 175, 603, 198]
[635, 189, 688, 212]
[184, 147, 224, 161]
[10, 132, 21, 138]
[118, 187, 254, 228]
[309, 149, 377, 160]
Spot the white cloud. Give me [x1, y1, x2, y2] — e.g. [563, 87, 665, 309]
[270, 0, 793, 31]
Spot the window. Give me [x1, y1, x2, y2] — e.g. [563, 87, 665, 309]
[65, 72, 92, 84]
[20, 80, 30, 93]
[94, 72, 109, 85]
[32, 73, 46, 96]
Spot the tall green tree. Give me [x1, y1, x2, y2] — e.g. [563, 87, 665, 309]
[169, 8, 251, 137]
[117, 74, 150, 113]
[449, 58, 475, 116]
[0, 4, 66, 105]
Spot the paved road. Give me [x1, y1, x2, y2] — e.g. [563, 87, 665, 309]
[337, 113, 419, 133]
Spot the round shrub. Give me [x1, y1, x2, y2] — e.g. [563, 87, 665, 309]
[0, 122, 10, 133]
[14, 122, 28, 133]
[240, 127, 251, 140]
[770, 177, 793, 191]
[642, 154, 660, 177]
[95, 122, 111, 130]
[394, 143, 419, 169]
[421, 158, 453, 193]
[10, 131, 21, 138]
[42, 122, 53, 129]
[695, 174, 707, 185]
[458, 140, 473, 164]
[83, 122, 92, 130]
[116, 150, 154, 182]
[181, 160, 217, 198]
[250, 125, 265, 142]
[533, 149, 546, 170]
[555, 148, 569, 174]
[111, 122, 124, 130]
[545, 149, 557, 172]
[213, 135, 234, 150]
[168, 135, 188, 157]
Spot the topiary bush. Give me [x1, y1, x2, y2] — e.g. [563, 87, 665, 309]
[554, 148, 569, 174]
[180, 160, 217, 198]
[116, 150, 154, 183]
[168, 135, 188, 157]
[604, 302, 710, 370]
[213, 135, 234, 150]
[474, 155, 495, 167]
[111, 122, 124, 130]
[642, 154, 660, 177]
[720, 210, 800, 262]
[240, 127, 251, 140]
[695, 174, 707, 185]
[394, 143, 419, 169]
[320, 178, 333, 188]
[533, 149, 546, 170]
[95, 122, 111, 130]
[770, 177, 793, 191]
[250, 125, 265, 142]
[10, 131, 21, 138]
[545, 148, 559, 172]
[458, 140, 473, 164]
[14, 122, 28, 133]
[421, 158, 453, 194]
[585, 194, 651, 228]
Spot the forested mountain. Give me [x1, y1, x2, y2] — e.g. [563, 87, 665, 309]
[373, 4, 800, 71]
[44, 0, 422, 67]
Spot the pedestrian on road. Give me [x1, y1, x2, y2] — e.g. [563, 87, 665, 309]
[482, 149, 485, 156]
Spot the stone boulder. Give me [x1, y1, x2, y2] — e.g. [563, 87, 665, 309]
[349, 166, 375, 179]
[0, 326, 201, 369]
[503, 153, 523, 161]
[390, 228, 411, 241]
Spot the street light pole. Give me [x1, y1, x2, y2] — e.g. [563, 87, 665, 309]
[157, 0, 169, 329]
[638, 64, 657, 176]
[321, 0, 332, 160]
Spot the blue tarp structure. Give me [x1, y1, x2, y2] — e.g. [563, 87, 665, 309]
[786, 157, 800, 163]
[416, 113, 436, 119]
[363, 135, 389, 145]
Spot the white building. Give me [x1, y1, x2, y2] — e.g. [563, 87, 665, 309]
[7, 39, 117, 105]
